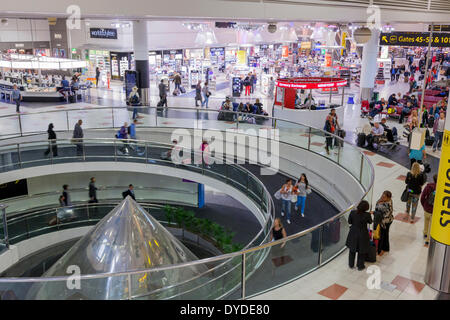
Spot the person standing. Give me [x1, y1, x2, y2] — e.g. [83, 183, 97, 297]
[195, 81, 202, 107]
[250, 72, 257, 94]
[62, 185, 72, 206]
[95, 67, 101, 87]
[158, 79, 168, 107]
[12, 84, 22, 113]
[373, 191, 393, 256]
[294, 174, 311, 217]
[421, 174, 437, 245]
[128, 86, 140, 120]
[346, 200, 372, 271]
[243, 75, 251, 96]
[72, 119, 84, 157]
[89, 177, 98, 203]
[432, 112, 445, 152]
[324, 108, 339, 155]
[122, 184, 136, 200]
[174, 73, 181, 91]
[409, 141, 426, 168]
[280, 179, 294, 225]
[405, 162, 427, 223]
[44, 123, 57, 157]
[118, 122, 129, 154]
[201, 82, 210, 108]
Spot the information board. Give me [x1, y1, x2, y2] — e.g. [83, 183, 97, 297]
[379, 32, 450, 47]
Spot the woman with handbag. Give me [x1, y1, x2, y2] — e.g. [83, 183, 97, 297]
[346, 200, 373, 271]
[373, 191, 394, 256]
[294, 174, 312, 217]
[201, 82, 211, 108]
[280, 179, 294, 225]
[404, 162, 427, 223]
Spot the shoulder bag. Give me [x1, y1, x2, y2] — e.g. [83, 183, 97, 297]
[401, 188, 409, 202]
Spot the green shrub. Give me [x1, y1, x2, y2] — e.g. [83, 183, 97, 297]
[163, 205, 243, 253]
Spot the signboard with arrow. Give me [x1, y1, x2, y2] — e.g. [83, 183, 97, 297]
[380, 32, 450, 47]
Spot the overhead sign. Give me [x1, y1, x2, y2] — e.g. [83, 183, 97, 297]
[428, 25, 450, 32]
[90, 28, 118, 40]
[276, 77, 347, 90]
[430, 114, 450, 245]
[380, 32, 450, 47]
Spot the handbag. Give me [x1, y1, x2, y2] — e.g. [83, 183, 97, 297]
[401, 188, 409, 202]
[291, 194, 298, 203]
[373, 224, 381, 240]
[274, 189, 281, 200]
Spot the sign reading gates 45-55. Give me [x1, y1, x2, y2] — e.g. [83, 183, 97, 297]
[380, 32, 450, 47]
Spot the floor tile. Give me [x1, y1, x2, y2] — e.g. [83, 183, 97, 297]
[311, 142, 325, 147]
[376, 161, 396, 168]
[404, 280, 425, 295]
[396, 175, 406, 181]
[318, 283, 348, 300]
[362, 150, 376, 156]
[391, 275, 411, 291]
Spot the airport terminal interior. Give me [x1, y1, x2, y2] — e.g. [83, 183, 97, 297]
[0, 0, 449, 301]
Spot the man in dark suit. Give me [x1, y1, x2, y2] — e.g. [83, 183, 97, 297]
[122, 184, 136, 200]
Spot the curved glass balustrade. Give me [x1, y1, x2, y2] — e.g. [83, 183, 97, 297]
[0, 108, 375, 300]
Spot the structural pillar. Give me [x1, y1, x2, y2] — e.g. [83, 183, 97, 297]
[133, 20, 150, 105]
[425, 96, 450, 294]
[360, 29, 380, 102]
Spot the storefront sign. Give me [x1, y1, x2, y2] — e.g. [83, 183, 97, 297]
[428, 25, 450, 32]
[282, 46, 289, 58]
[210, 47, 225, 56]
[379, 32, 450, 47]
[276, 77, 347, 89]
[90, 28, 118, 39]
[325, 52, 332, 67]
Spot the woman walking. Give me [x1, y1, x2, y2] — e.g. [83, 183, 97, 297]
[294, 174, 312, 217]
[405, 162, 427, 223]
[201, 82, 211, 108]
[280, 179, 294, 225]
[374, 191, 394, 256]
[346, 200, 372, 271]
[44, 123, 58, 157]
[270, 218, 287, 248]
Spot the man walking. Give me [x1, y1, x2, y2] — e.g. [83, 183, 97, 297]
[12, 84, 22, 113]
[195, 81, 202, 106]
[72, 119, 84, 156]
[158, 79, 168, 107]
[89, 177, 98, 203]
[420, 174, 437, 245]
[122, 184, 136, 200]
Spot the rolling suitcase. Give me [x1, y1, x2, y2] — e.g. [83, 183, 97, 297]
[366, 241, 377, 263]
[179, 86, 186, 94]
[357, 133, 366, 148]
[334, 129, 346, 147]
[173, 89, 179, 96]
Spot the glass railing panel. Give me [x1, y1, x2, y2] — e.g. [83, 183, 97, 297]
[115, 141, 147, 163]
[244, 232, 320, 298]
[361, 155, 373, 192]
[20, 111, 68, 135]
[0, 212, 6, 254]
[7, 218, 29, 244]
[26, 210, 59, 238]
[0, 115, 21, 138]
[17, 142, 52, 168]
[157, 108, 198, 130]
[0, 144, 20, 172]
[275, 120, 310, 149]
[130, 255, 242, 300]
[308, 127, 335, 160]
[204, 110, 238, 131]
[338, 144, 363, 181]
[56, 206, 90, 230]
[50, 140, 82, 164]
[226, 165, 248, 194]
[320, 215, 350, 264]
[82, 139, 115, 162]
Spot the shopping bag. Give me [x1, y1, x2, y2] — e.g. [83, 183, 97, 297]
[401, 188, 409, 202]
[274, 189, 281, 200]
[291, 194, 297, 203]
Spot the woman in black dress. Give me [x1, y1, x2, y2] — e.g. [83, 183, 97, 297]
[270, 218, 287, 248]
[44, 123, 57, 157]
[346, 200, 372, 270]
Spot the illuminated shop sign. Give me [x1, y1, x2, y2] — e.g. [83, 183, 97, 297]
[380, 32, 450, 47]
[90, 28, 118, 39]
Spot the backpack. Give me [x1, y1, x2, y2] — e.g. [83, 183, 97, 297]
[130, 93, 139, 104]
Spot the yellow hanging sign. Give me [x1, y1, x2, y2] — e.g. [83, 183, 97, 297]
[430, 120, 450, 245]
[237, 50, 247, 65]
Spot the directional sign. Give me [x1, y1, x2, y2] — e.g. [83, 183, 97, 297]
[379, 32, 450, 47]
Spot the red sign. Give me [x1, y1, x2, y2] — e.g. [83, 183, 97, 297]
[276, 77, 347, 90]
[282, 46, 289, 58]
[325, 53, 332, 67]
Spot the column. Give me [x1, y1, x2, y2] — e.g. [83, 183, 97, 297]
[359, 29, 380, 101]
[133, 20, 149, 105]
[425, 96, 450, 294]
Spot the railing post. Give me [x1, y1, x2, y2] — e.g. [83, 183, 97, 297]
[318, 226, 323, 266]
[17, 144, 22, 168]
[114, 140, 117, 162]
[18, 114, 23, 137]
[112, 108, 115, 128]
[87, 204, 90, 220]
[359, 153, 364, 183]
[49, 141, 53, 165]
[82, 139, 86, 161]
[155, 107, 158, 127]
[66, 112, 70, 132]
[1, 204, 9, 249]
[241, 252, 246, 300]
[307, 127, 312, 150]
[127, 274, 132, 300]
